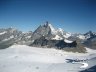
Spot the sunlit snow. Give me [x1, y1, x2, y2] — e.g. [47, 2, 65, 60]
[0, 45, 96, 72]
[0, 31, 7, 35]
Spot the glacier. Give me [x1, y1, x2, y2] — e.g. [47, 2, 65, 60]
[0, 45, 96, 72]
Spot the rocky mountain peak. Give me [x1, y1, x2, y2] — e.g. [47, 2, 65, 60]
[44, 21, 49, 27]
[84, 30, 96, 39]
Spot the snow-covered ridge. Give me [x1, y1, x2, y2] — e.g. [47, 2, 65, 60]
[52, 35, 63, 40]
[2, 35, 14, 41]
[48, 24, 57, 34]
[48, 24, 64, 36]
[25, 36, 31, 38]
[64, 39, 73, 43]
[77, 35, 85, 40]
[63, 32, 72, 38]
[0, 31, 7, 35]
[58, 28, 64, 35]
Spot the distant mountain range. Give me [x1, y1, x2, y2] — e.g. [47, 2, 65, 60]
[0, 21, 96, 52]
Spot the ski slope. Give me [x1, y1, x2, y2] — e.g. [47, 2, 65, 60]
[0, 45, 96, 72]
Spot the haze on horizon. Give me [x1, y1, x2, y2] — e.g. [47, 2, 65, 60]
[0, 0, 96, 33]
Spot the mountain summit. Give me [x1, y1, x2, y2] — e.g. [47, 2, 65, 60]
[32, 21, 71, 40]
[32, 21, 52, 40]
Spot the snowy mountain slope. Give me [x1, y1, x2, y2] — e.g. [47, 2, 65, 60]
[82, 31, 96, 49]
[0, 45, 96, 72]
[64, 39, 73, 43]
[84, 31, 96, 39]
[77, 34, 86, 40]
[0, 28, 33, 49]
[0, 31, 7, 35]
[0, 22, 96, 51]
[16, 31, 33, 45]
[48, 23, 57, 35]
[51, 35, 63, 40]
[84, 36, 96, 49]
[63, 32, 72, 38]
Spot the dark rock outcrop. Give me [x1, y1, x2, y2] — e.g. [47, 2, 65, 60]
[30, 36, 77, 49]
[84, 36, 96, 49]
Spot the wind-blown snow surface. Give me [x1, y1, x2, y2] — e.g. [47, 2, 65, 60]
[0, 45, 96, 72]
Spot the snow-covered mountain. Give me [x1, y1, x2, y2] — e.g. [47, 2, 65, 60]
[0, 22, 96, 52]
[0, 28, 33, 49]
[83, 31, 96, 49]
[84, 31, 96, 39]
[32, 21, 72, 41]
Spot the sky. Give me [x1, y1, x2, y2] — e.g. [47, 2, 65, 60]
[0, 0, 96, 33]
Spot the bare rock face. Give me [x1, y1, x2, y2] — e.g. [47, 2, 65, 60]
[84, 36, 96, 49]
[30, 36, 77, 49]
[83, 31, 96, 49]
[32, 22, 52, 40]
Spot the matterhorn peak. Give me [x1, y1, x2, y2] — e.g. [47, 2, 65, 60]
[43, 21, 50, 27]
[43, 21, 56, 33]
[45, 21, 49, 25]
[43, 21, 65, 36]
[43, 21, 53, 28]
